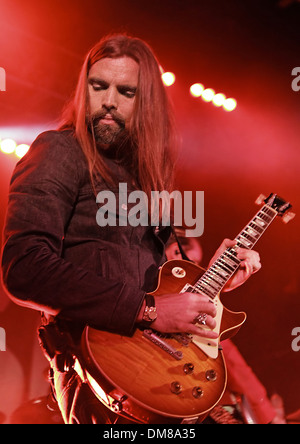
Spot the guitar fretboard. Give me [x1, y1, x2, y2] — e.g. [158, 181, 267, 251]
[193, 204, 278, 299]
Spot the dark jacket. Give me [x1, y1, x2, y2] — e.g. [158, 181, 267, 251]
[1, 130, 169, 338]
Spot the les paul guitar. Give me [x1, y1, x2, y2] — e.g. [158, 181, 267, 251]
[80, 193, 294, 424]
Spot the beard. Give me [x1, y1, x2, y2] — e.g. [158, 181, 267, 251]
[88, 108, 136, 166]
[90, 109, 127, 146]
[94, 121, 123, 145]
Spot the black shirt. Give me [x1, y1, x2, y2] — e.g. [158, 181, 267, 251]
[1, 130, 169, 338]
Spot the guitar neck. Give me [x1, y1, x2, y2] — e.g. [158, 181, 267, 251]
[193, 203, 278, 299]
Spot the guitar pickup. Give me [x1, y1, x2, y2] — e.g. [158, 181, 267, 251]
[172, 333, 193, 347]
[143, 329, 183, 360]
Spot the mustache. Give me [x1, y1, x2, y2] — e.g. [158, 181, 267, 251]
[89, 108, 126, 128]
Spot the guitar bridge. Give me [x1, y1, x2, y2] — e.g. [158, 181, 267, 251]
[142, 329, 183, 360]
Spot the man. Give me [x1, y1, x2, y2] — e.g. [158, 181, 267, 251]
[1, 34, 261, 424]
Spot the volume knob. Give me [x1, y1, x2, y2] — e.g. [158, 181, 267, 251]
[170, 381, 182, 395]
[192, 386, 203, 399]
[206, 369, 217, 381]
[183, 363, 194, 375]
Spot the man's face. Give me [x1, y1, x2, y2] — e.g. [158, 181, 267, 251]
[88, 56, 139, 146]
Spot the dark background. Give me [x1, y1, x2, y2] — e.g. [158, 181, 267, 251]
[0, 0, 299, 422]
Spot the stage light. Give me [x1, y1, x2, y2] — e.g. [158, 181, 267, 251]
[212, 93, 226, 107]
[161, 72, 176, 86]
[189, 81, 237, 112]
[0, 138, 30, 158]
[201, 88, 215, 102]
[223, 98, 237, 112]
[0, 138, 17, 154]
[15, 144, 30, 158]
[190, 83, 204, 97]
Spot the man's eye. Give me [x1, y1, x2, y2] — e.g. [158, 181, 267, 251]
[91, 84, 103, 91]
[120, 88, 136, 98]
[126, 91, 136, 98]
[89, 80, 104, 91]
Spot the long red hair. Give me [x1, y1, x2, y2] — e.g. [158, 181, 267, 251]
[59, 34, 177, 200]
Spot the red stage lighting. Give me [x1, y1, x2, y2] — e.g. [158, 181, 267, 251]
[212, 93, 226, 107]
[190, 83, 205, 97]
[223, 98, 237, 112]
[0, 139, 30, 158]
[161, 71, 176, 86]
[189, 81, 237, 112]
[15, 144, 30, 158]
[0, 139, 17, 154]
[201, 88, 215, 102]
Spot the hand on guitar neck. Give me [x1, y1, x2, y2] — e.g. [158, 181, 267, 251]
[136, 238, 262, 340]
[208, 238, 262, 292]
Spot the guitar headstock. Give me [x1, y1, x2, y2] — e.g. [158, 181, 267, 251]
[255, 193, 295, 223]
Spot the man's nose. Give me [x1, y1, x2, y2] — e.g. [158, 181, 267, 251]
[102, 86, 118, 110]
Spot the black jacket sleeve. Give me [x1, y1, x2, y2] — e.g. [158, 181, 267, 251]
[1, 131, 145, 336]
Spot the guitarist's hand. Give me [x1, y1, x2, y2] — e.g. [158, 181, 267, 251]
[139, 293, 219, 339]
[208, 238, 262, 292]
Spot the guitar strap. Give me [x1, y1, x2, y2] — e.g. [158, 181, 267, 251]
[171, 225, 193, 262]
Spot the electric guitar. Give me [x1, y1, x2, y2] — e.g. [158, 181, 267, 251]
[80, 193, 294, 424]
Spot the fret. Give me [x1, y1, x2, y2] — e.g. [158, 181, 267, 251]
[223, 250, 240, 264]
[198, 280, 219, 294]
[201, 276, 222, 292]
[217, 259, 235, 274]
[195, 270, 226, 294]
[209, 268, 229, 286]
[218, 253, 240, 273]
[240, 231, 257, 245]
[236, 239, 250, 249]
[205, 271, 227, 286]
[249, 222, 263, 234]
[245, 226, 260, 238]
[223, 249, 238, 261]
[212, 264, 231, 279]
[257, 211, 272, 223]
[236, 235, 252, 249]
[195, 284, 216, 299]
[254, 216, 268, 228]
[263, 209, 273, 217]
[194, 280, 211, 292]
[263, 206, 277, 217]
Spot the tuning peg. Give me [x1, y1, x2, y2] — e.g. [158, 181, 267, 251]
[255, 194, 267, 205]
[282, 212, 296, 224]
